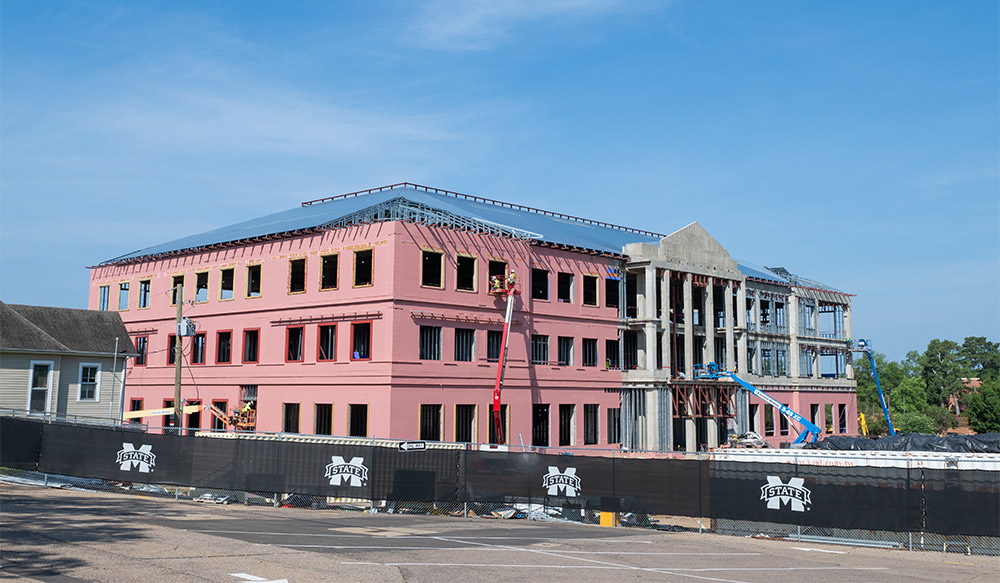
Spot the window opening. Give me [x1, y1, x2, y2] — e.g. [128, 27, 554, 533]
[246, 265, 262, 298]
[557, 272, 573, 303]
[421, 250, 443, 287]
[138, 280, 151, 308]
[420, 404, 442, 441]
[531, 268, 549, 300]
[583, 275, 598, 306]
[354, 249, 373, 286]
[419, 326, 442, 360]
[454, 328, 474, 362]
[825, 404, 834, 433]
[220, 268, 234, 300]
[605, 277, 620, 308]
[289, 258, 306, 293]
[172, 275, 184, 305]
[320, 254, 338, 290]
[211, 400, 228, 430]
[456, 255, 476, 291]
[216, 331, 232, 364]
[352, 322, 371, 359]
[764, 403, 774, 436]
[349, 404, 368, 437]
[315, 403, 333, 435]
[318, 324, 336, 361]
[531, 335, 549, 365]
[134, 336, 148, 366]
[532, 404, 550, 447]
[558, 404, 574, 446]
[557, 336, 573, 366]
[79, 364, 99, 401]
[455, 404, 476, 442]
[99, 286, 110, 311]
[192, 333, 206, 364]
[195, 272, 209, 303]
[118, 282, 129, 311]
[286, 326, 304, 362]
[488, 403, 508, 444]
[584, 404, 599, 445]
[582, 338, 598, 367]
[607, 407, 621, 444]
[606, 339, 620, 369]
[488, 260, 507, 280]
[283, 403, 300, 433]
[243, 329, 259, 363]
[486, 330, 503, 362]
[167, 334, 177, 365]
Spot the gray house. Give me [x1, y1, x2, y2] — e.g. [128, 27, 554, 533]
[1, 302, 136, 422]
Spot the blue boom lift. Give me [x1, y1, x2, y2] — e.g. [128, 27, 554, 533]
[851, 339, 895, 436]
[695, 362, 823, 445]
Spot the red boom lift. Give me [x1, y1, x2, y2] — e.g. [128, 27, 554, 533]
[489, 272, 519, 445]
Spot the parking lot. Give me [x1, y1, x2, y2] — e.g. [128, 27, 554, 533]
[2, 482, 994, 583]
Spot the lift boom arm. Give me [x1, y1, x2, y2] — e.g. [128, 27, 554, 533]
[695, 363, 823, 444]
[490, 274, 518, 445]
[852, 339, 895, 435]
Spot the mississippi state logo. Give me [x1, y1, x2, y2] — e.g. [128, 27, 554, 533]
[116, 443, 155, 473]
[760, 476, 811, 512]
[542, 466, 581, 497]
[324, 456, 368, 487]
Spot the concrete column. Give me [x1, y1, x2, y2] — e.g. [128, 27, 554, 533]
[844, 303, 854, 379]
[684, 388, 696, 452]
[724, 280, 735, 371]
[737, 282, 748, 373]
[661, 270, 671, 375]
[644, 266, 656, 320]
[706, 389, 719, 448]
[789, 294, 800, 379]
[683, 273, 694, 379]
[664, 387, 674, 451]
[813, 349, 821, 379]
[705, 278, 716, 365]
[751, 290, 760, 333]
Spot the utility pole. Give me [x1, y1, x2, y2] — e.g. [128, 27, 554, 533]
[173, 283, 183, 433]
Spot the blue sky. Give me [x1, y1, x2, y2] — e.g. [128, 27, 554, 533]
[2, 1, 997, 361]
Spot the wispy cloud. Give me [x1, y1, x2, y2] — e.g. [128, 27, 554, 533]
[406, 0, 660, 50]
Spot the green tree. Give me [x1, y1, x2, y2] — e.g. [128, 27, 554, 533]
[966, 378, 1000, 433]
[920, 339, 964, 407]
[889, 376, 928, 415]
[960, 336, 1000, 381]
[892, 411, 937, 434]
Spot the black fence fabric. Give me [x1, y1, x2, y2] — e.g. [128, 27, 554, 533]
[3, 417, 997, 537]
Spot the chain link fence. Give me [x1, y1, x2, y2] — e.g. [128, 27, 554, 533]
[2, 413, 997, 556]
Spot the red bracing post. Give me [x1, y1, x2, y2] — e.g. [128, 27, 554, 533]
[489, 273, 518, 445]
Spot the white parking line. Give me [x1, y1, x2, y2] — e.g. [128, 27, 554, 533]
[791, 546, 846, 554]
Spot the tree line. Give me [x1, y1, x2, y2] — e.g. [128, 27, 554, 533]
[854, 336, 1000, 435]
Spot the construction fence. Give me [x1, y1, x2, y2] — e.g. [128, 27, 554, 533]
[2, 415, 997, 555]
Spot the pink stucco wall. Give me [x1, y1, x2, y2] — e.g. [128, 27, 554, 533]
[90, 221, 623, 446]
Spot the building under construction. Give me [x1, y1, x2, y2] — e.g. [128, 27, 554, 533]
[89, 183, 856, 451]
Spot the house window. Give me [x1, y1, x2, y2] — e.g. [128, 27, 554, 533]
[531, 335, 549, 365]
[211, 400, 228, 430]
[486, 330, 503, 362]
[582, 275, 598, 306]
[99, 286, 110, 311]
[320, 254, 338, 290]
[78, 364, 99, 401]
[623, 331, 638, 370]
[488, 403, 508, 444]
[421, 250, 443, 288]
[455, 404, 476, 443]
[195, 272, 209, 303]
[317, 324, 336, 361]
[605, 277, 620, 308]
[557, 273, 573, 303]
[286, 326, 304, 362]
[138, 280, 151, 309]
[216, 331, 232, 364]
[558, 404, 575, 446]
[838, 403, 848, 434]
[118, 282, 130, 311]
[134, 336, 148, 366]
[456, 255, 476, 291]
[220, 268, 234, 300]
[584, 404, 599, 445]
[454, 328, 475, 362]
[607, 407, 621, 444]
[557, 336, 573, 366]
[192, 333, 206, 364]
[289, 258, 306, 293]
[420, 404, 442, 441]
[130, 398, 144, 426]
[314, 403, 333, 435]
[172, 275, 185, 305]
[243, 329, 259, 363]
[354, 249, 373, 287]
[283, 403, 300, 433]
[167, 334, 177, 365]
[419, 326, 442, 360]
[488, 259, 507, 287]
[605, 339, 620, 369]
[351, 322, 371, 360]
[349, 404, 368, 437]
[582, 338, 598, 367]
[531, 268, 549, 300]
[532, 403, 550, 447]
[246, 265, 262, 298]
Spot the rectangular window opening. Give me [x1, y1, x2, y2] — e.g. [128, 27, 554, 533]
[583, 275, 598, 306]
[456, 255, 476, 291]
[134, 336, 148, 366]
[558, 404, 574, 446]
[318, 324, 336, 361]
[243, 329, 259, 363]
[607, 407, 621, 444]
[531, 334, 549, 365]
[283, 403, 300, 433]
[289, 258, 306, 294]
[192, 333, 206, 364]
[195, 272, 209, 303]
[349, 404, 368, 437]
[454, 328, 475, 362]
[420, 404, 442, 441]
[557, 336, 573, 366]
[582, 338, 598, 367]
[314, 403, 333, 435]
[532, 404, 550, 447]
[486, 330, 503, 362]
[99, 286, 110, 311]
[286, 326, 304, 362]
[354, 249, 373, 287]
[138, 280, 151, 309]
[118, 282, 130, 311]
[488, 403, 508, 445]
[351, 322, 371, 360]
[584, 404, 599, 445]
[531, 268, 549, 300]
[246, 265, 262, 298]
[320, 254, 338, 290]
[78, 364, 98, 401]
[419, 326, 442, 360]
[220, 268, 234, 300]
[216, 331, 232, 364]
[455, 404, 476, 443]
[557, 272, 573, 303]
[172, 275, 185, 305]
[605, 277, 620, 308]
[421, 250, 443, 287]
